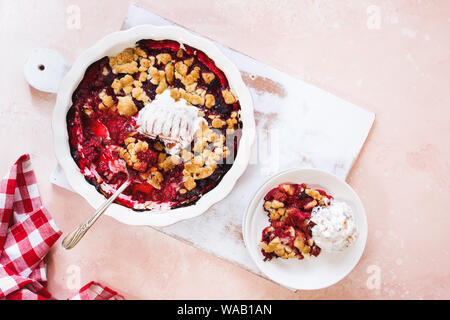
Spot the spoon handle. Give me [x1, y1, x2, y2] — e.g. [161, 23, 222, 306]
[62, 179, 131, 250]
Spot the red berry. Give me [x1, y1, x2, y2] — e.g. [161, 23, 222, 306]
[89, 119, 109, 139]
[278, 183, 296, 196]
[264, 187, 287, 202]
[134, 182, 154, 194]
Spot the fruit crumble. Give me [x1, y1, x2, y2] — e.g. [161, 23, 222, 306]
[260, 183, 333, 261]
[67, 40, 242, 211]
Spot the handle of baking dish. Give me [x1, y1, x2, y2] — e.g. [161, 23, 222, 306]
[23, 48, 70, 93]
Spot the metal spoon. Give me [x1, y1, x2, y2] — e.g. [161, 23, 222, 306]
[62, 178, 131, 249]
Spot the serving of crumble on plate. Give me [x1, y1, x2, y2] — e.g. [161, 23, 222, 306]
[243, 168, 367, 290]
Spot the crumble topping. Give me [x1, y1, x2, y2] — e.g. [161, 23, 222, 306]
[111, 75, 134, 95]
[205, 94, 215, 108]
[184, 57, 194, 67]
[139, 168, 164, 190]
[202, 72, 215, 84]
[156, 53, 172, 65]
[115, 61, 138, 74]
[117, 96, 137, 117]
[211, 118, 225, 129]
[138, 57, 155, 72]
[98, 90, 115, 111]
[165, 62, 175, 84]
[158, 154, 181, 172]
[118, 137, 149, 172]
[222, 89, 236, 104]
[260, 234, 297, 259]
[131, 87, 150, 103]
[171, 88, 205, 106]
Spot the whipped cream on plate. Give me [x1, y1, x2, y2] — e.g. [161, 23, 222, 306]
[310, 201, 358, 253]
[136, 90, 206, 155]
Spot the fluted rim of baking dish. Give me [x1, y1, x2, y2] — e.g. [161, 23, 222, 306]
[52, 24, 255, 226]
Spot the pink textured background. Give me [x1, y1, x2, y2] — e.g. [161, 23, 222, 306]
[1, 0, 449, 299]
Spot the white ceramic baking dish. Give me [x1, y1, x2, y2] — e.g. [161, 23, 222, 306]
[52, 25, 255, 227]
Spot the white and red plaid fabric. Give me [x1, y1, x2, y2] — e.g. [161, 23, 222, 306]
[0, 154, 123, 300]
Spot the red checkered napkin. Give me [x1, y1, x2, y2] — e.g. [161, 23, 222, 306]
[0, 154, 124, 300]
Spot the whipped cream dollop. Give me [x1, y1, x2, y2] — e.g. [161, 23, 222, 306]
[136, 90, 206, 155]
[310, 201, 358, 253]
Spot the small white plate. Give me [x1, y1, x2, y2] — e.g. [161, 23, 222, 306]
[242, 168, 368, 290]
